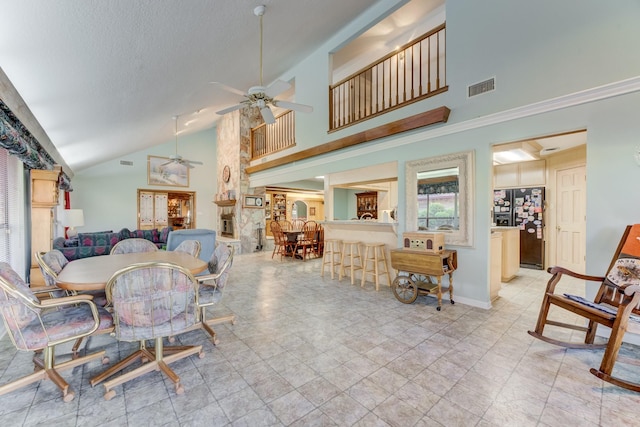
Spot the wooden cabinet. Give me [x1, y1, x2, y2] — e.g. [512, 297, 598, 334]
[356, 191, 377, 219]
[496, 227, 520, 282]
[138, 189, 195, 230]
[266, 192, 287, 236]
[30, 168, 61, 285]
[494, 159, 546, 188]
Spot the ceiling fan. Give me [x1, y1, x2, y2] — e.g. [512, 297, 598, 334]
[161, 115, 203, 169]
[214, 5, 313, 124]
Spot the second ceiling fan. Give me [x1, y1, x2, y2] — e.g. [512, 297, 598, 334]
[214, 5, 313, 124]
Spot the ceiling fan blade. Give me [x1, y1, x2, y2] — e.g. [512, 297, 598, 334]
[260, 106, 276, 124]
[209, 81, 247, 97]
[185, 160, 204, 166]
[272, 100, 314, 114]
[216, 103, 246, 116]
[264, 79, 291, 98]
[160, 160, 172, 167]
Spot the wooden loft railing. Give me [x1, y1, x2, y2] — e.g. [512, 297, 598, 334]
[250, 110, 296, 160]
[329, 23, 447, 132]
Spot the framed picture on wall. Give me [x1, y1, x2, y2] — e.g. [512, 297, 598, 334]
[243, 194, 264, 208]
[309, 207, 316, 216]
[147, 155, 189, 187]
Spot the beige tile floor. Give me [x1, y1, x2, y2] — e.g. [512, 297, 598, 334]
[0, 250, 639, 426]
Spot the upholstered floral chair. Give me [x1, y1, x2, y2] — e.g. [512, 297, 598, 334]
[173, 239, 201, 258]
[110, 238, 159, 254]
[0, 262, 113, 402]
[34, 250, 69, 298]
[195, 243, 235, 345]
[90, 262, 203, 400]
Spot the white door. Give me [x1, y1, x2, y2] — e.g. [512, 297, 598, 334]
[556, 165, 586, 273]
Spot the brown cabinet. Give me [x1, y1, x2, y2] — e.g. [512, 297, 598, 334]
[356, 191, 377, 219]
[266, 192, 287, 236]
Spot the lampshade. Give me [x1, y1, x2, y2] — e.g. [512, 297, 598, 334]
[62, 209, 85, 227]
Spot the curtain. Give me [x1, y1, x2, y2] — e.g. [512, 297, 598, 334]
[0, 99, 72, 190]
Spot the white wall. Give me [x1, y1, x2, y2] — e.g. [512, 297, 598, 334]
[71, 127, 217, 233]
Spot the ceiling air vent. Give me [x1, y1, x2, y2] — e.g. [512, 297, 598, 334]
[468, 77, 495, 98]
[119, 160, 133, 166]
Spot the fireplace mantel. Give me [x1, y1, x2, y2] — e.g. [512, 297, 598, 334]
[214, 199, 236, 207]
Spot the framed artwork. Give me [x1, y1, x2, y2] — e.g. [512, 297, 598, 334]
[309, 207, 316, 216]
[243, 194, 264, 208]
[147, 155, 189, 187]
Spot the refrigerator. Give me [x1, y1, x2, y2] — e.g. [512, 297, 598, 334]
[493, 187, 545, 269]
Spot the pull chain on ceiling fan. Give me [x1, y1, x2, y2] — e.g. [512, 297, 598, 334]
[161, 115, 203, 169]
[214, 5, 313, 124]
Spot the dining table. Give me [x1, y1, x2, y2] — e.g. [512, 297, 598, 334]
[55, 251, 208, 292]
[282, 229, 303, 259]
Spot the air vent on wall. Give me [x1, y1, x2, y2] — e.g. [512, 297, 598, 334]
[468, 77, 495, 97]
[120, 160, 133, 166]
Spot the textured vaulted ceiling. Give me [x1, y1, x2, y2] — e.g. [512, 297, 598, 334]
[0, 0, 383, 173]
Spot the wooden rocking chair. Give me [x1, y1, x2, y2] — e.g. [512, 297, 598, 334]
[528, 224, 640, 392]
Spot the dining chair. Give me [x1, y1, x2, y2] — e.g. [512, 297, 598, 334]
[36, 249, 109, 358]
[182, 243, 235, 345]
[166, 229, 216, 275]
[528, 224, 640, 392]
[278, 220, 292, 231]
[290, 219, 305, 231]
[0, 262, 113, 402]
[90, 261, 203, 400]
[173, 239, 201, 258]
[270, 221, 288, 260]
[110, 238, 159, 254]
[294, 221, 317, 261]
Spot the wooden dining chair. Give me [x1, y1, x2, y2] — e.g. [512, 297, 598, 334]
[294, 221, 317, 260]
[528, 224, 640, 391]
[270, 221, 288, 260]
[291, 219, 305, 231]
[0, 262, 112, 402]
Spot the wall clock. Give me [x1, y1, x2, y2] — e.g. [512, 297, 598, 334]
[222, 165, 231, 183]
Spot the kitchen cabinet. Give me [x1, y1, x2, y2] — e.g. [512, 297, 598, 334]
[494, 159, 546, 188]
[356, 191, 378, 219]
[493, 227, 520, 281]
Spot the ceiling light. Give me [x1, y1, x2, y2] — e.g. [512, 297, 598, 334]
[492, 141, 542, 165]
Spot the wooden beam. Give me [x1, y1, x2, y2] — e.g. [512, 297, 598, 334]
[246, 106, 450, 174]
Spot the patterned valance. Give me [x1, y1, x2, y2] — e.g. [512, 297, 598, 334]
[417, 179, 458, 195]
[0, 99, 72, 190]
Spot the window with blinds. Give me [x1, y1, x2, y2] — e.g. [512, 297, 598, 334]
[0, 148, 27, 279]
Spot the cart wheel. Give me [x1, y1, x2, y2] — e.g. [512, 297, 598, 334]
[436, 306, 441, 311]
[409, 273, 431, 288]
[450, 300, 455, 305]
[392, 276, 418, 304]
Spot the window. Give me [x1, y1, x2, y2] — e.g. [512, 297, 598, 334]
[417, 174, 459, 230]
[0, 148, 27, 278]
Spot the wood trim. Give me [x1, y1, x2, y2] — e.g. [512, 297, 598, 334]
[246, 106, 450, 174]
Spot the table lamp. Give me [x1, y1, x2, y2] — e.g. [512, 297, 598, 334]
[62, 209, 84, 239]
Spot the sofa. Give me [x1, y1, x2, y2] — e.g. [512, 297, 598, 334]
[53, 227, 172, 261]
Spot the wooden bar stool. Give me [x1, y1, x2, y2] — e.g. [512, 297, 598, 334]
[321, 239, 343, 279]
[340, 240, 362, 285]
[361, 242, 391, 291]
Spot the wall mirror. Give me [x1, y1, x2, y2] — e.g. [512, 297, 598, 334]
[405, 150, 474, 247]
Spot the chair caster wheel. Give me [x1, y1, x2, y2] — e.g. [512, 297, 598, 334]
[450, 300, 455, 305]
[175, 384, 184, 395]
[436, 306, 441, 311]
[198, 351, 205, 359]
[104, 390, 116, 401]
[102, 356, 110, 365]
[168, 336, 176, 344]
[63, 391, 75, 402]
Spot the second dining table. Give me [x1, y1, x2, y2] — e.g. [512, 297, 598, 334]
[55, 251, 208, 292]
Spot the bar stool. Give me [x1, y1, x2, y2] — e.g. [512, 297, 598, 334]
[361, 242, 391, 291]
[321, 239, 343, 279]
[340, 240, 362, 285]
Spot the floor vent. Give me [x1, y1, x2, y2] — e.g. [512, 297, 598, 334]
[120, 160, 133, 166]
[468, 77, 495, 97]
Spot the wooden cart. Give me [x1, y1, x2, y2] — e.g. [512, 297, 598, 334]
[389, 248, 457, 311]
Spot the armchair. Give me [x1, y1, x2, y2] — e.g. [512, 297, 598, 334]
[166, 229, 216, 274]
[110, 237, 159, 254]
[0, 262, 113, 402]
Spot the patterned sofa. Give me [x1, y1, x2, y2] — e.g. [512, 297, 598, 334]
[53, 227, 172, 261]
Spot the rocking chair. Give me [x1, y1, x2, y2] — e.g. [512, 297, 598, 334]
[528, 224, 640, 392]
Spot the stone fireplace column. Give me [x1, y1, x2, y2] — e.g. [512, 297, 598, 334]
[216, 108, 266, 254]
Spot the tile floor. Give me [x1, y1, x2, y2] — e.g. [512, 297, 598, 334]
[1, 250, 639, 426]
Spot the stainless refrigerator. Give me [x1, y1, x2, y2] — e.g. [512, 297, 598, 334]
[493, 187, 545, 269]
